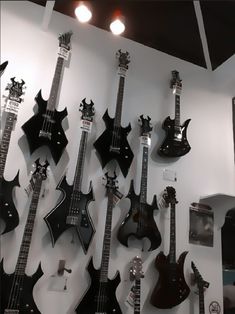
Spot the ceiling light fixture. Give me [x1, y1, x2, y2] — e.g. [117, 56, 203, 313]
[75, 2, 92, 23]
[110, 11, 125, 35]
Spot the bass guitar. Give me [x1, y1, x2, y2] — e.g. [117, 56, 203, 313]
[22, 31, 72, 164]
[0, 78, 25, 234]
[129, 256, 144, 314]
[0, 159, 48, 313]
[158, 70, 191, 157]
[75, 173, 122, 314]
[117, 115, 161, 251]
[191, 261, 209, 314]
[150, 186, 190, 308]
[93, 50, 134, 177]
[44, 99, 95, 253]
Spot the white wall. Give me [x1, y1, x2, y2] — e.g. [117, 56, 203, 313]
[1, 1, 235, 314]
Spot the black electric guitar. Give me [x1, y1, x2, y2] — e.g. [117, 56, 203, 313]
[0, 61, 8, 76]
[191, 262, 209, 314]
[44, 99, 95, 253]
[0, 78, 25, 234]
[129, 256, 144, 314]
[0, 159, 48, 314]
[22, 31, 72, 164]
[158, 70, 191, 157]
[75, 173, 122, 314]
[150, 186, 190, 308]
[93, 50, 134, 177]
[117, 115, 161, 251]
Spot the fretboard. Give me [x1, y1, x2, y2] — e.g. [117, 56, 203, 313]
[100, 192, 114, 282]
[114, 75, 125, 127]
[169, 204, 176, 263]
[134, 279, 141, 314]
[0, 112, 16, 178]
[140, 146, 148, 203]
[175, 94, 181, 127]
[199, 288, 205, 314]
[15, 176, 43, 275]
[47, 56, 65, 111]
[73, 131, 88, 192]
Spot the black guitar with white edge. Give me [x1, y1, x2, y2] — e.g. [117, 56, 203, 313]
[44, 99, 95, 253]
[0, 159, 48, 314]
[22, 31, 72, 164]
[129, 256, 144, 314]
[75, 173, 122, 314]
[158, 70, 191, 157]
[93, 50, 134, 177]
[191, 261, 209, 314]
[117, 115, 161, 251]
[0, 78, 25, 234]
[150, 186, 190, 309]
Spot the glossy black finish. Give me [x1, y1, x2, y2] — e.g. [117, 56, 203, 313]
[117, 180, 161, 251]
[44, 176, 95, 253]
[150, 251, 190, 309]
[93, 110, 133, 178]
[75, 258, 122, 314]
[0, 260, 43, 314]
[158, 116, 191, 157]
[22, 90, 68, 164]
[0, 172, 20, 235]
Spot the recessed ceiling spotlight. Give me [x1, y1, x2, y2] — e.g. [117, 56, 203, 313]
[110, 11, 125, 35]
[75, 2, 92, 23]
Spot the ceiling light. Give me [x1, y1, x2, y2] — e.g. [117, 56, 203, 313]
[75, 3, 92, 23]
[110, 14, 125, 35]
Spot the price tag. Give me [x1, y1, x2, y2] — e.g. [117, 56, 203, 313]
[81, 119, 92, 133]
[140, 135, 151, 147]
[126, 285, 135, 307]
[58, 47, 70, 60]
[5, 100, 19, 114]
[112, 190, 123, 205]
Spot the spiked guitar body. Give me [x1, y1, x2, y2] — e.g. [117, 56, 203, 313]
[44, 175, 94, 253]
[22, 91, 68, 164]
[94, 110, 133, 178]
[75, 258, 122, 314]
[0, 173, 20, 234]
[150, 252, 190, 308]
[0, 260, 43, 314]
[117, 180, 161, 251]
[158, 116, 191, 157]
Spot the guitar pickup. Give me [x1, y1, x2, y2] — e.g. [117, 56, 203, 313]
[39, 130, 52, 140]
[110, 146, 120, 154]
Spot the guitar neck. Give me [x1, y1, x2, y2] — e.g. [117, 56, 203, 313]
[140, 146, 148, 203]
[169, 203, 176, 263]
[114, 74, 125, 127]
[73, 131, 88, 192]
[100, 192, 114, 282]
[199, 288, 205, 314]
[0, 112, 16, 178]
[47, 56, 65, 111]
[175, 94, 181, 127]
[15, 176, 43, 275]
[134, 279, 141, 314]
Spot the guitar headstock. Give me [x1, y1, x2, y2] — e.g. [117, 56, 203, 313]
[104, 172, 118, 192]
[191, 261, 209, 291]
[170, 70, 182, 96]
[116, 49, 130, 72]
[58, 31, 73, 50]
[163, 186, 178, 206]
[130, 256, 144, 281]
[139, 114, 152, 136]
[79, 98, 95, 122]
[32, 159, 49, 181]
[5, 77, 25, 103]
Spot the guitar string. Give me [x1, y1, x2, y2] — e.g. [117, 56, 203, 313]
[7, 176, 42, 310]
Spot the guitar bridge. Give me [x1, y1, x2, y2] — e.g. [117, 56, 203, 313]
[66, 215, 79, 225]
[110, 146, 120, 154]
[4, 310, 19, 314]
[39, 130, 52, 140]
